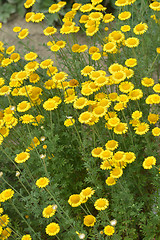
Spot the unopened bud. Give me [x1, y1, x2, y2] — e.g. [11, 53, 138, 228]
[0, 172, 3, 177]
[16, 171, 20, 177]
[79, 233, 85, 239]
[40, 154, 46, 159]
[40, 136, 45, 141]
[52, 204, 58, 210]
[110, 219, 117, 226]
[10, 106, 16, 111]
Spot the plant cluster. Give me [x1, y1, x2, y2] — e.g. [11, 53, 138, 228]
[0, 0, 160, 239]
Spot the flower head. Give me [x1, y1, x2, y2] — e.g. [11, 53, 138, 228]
[36, 177, 50, 188]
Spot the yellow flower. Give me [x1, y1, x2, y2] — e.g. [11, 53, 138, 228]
[80, 4, 93, 12]
[125, 152, 136, 163]
[129, 89, 143, 100]
[15, 152, 30, 163]
[115, 0, 128, 7]
[73, 97, 88, 109]
[99, 150, 113, 161]
[106, 176, 116, 186]
[80, 187, 95, 199]
[64, 118, 75, 127]
[68, 194, 83, 207]
[119, 81, 134, 93]
[89, 12, 103, 21]
[125, 37, 140, 48]
[114, 122, 128, 134]
[43, 99, 58, 111]
[153, 83, 160, 93]
[10, 53, 20, 62]
[103, 42, 117, 53]
[143, 156, 156, 169]
[83, 215, 96, 227]
[24, 52, 38, 61]
[91, 52, 101, 61]
[156, 47, 160, 54]
[125, 58, 137, 67]
[105, 140, 118, 151]
[36, 177, 50, 188]
[42, 205, 56, 218]
[100, 160, 113, 170]
[152, 127, 160, 136]
[31, 13, 45, 23]
[0, 227, 12, 239]
[121, 25, 131, 32]
[24, 0, 35, 8]
[43, 27, 57, 35]
[0, 189, 14, 202]
[131, 111, 142, 120]
[20, 114, 34, 124]
[104, 225, 115, 236]
[24, 61, 39, 72]
[134, 122, 149, 135]
[18, 29, 29, 39]
[141, 77, 154, 87]
[91, 147, 103, 157]
[49, 4, 61, 13]
[110, 167, 123, 178]
[133, 22, 148, 35]
[103, 13, 115, 23]
[146, 94, 160, 104]
[17, 101, 31, 112]
[0, 214, 9, 226]
[118, 11, 131, 20]
[79, 111, 93, 124]
[46, 222, 60, 236]
[94, 198, 109, 211]
[148, 113, 159, 124]
[21, 234, 32, 240]
[149, 1, 160, 11]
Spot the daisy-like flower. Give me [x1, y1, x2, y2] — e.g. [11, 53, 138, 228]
[64, 118, 75, 127]
[31, 13, 45, 23]
[110, 167, 123, 178]
[141, 77, 154, 87]
[68, 194, 83, 207]
[24, 0, 35, 8]
[80, 4, 93, 12]
[143, 156, 156, 169]
[42, 205, 56, 218]
[104, 225, 115, 236]
[100, 150, 113, 161]
[153, 83, 160, 93]
[125, 58, 137, 67]
[78, 111, 93, 124]
[121, 25, 131, 32]
[132, 110, 142, 119]
[18, 29, 29, 39]
[89, 12, 103, 21]
[10, 53, 20, 62]
[43, 99, 58, 111]
[46, 222, 60, 236]
[152, 127, 160, 136]
[129, 89, 143, 100]
[103, 13, 115, 23]
[115, 0, 128, 7]
[91, 147, 103, 157]
[80, 187, 95, 199]
[21, 234, 32, 240]
[94, 198, 109, 210]
[149, 1, 160, 11]
[124, 152, 136, 163]
[24, 52, 38, 61]
[20, 114, 34, 124]
[15, 152, 30, 163]
[105, 176, 116, 186]
[43, 27, 57, 36]
[134, 122, 149, 135]
[125, 37, 140, 48]
[49, 4, 61, 13]
[118, 11, 131, 20]
[105, 140, 118, 151]
[36, 177, 50, 188]
[103, 42, 117, 53]
[83, 215, 96, 227]
[17, 101, 31, 112]
[133, 22, 148, 35]
[0, 189, 14, 202]
[148, 113, 159, 124]
[114, 122, 128, 134]
[119, 81, 134, 93]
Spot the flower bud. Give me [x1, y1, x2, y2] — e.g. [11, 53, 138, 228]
[110, 219, 117, 226]
[79, 233, 85, 239]
[16, 171, 20, 177]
